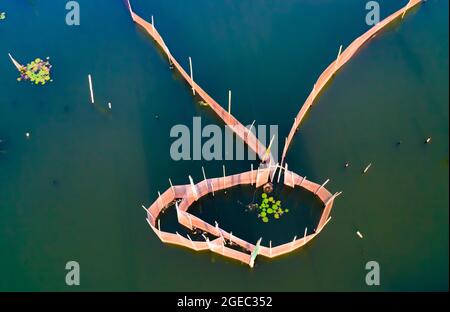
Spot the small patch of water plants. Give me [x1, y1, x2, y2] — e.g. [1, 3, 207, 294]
[0, 12, 6, 20]
[17, 57, 52, 85]
[257, 192, 289, 223]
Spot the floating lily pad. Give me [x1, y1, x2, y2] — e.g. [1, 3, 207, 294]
[17, 57, 52, 86]
[255, 192, 288, 222]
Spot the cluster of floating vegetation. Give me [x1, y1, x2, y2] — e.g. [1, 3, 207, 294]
[256, 193, 289, 223]
[17, 57, 53, 85]
[0, 12, 6, 20]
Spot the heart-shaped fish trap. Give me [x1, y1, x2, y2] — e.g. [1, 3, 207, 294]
[126, 0, 423, 267]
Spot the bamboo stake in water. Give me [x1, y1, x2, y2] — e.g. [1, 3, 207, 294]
[88, 74, 94, 104]
[189, 57, 195, 95]
[169, 178, 175, 196]
[202, 166, 207, 182]
[228, 90, 232, 114]
[186, 234, 196, 248]
[151, 15, 155, 34]
[334, 45, 343, 70]
[189, 175, 198, 200]
[401, 1, 410, 19]
[363, 163, 372, 174]
[315, 178, 330, 195]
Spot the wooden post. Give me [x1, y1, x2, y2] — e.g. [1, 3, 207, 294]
[290, 236, 297, 251]
[277, 163, 283, 183]
[270, 163, 276, 182]
[269, 240, 272, 257]
[335, 45, 343, 70]
[247, 120, 256, 139]
[282, 137, 288, 158]
[158, 219, 161, 231]
[186, 234, 196, 248]
[202, 235, 212, 250]
[175, 201, 181, 220]
[169, 178, 175, 196]
[157, 191, 164, 209]
[189, 57, 195, 95]
[188, 175, 198, 200]
[262, 135, 275, 163]
[320, 216, 332, 232]
[228, 90, 232, 114]
[251, 164, 254, 185]
[363, 163, 372, 174]
[210, 181, 215, 197]
[229, 232, 233, 245]
[315, 178, 330, 195]
[325, 191, 342, 206]
[402, 1, 411, 19]
[88, 74, 94, 104]
[151, 15, 155, 35]
[303, 227, 308, 244]
[202, 166, 207, 182]
[8, 53, 23, 71]
[300, 176, 307, 186]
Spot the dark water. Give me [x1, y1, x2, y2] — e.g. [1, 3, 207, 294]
[0, 0, 447, 291]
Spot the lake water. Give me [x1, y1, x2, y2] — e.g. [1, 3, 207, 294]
[0, 0, 448, 291]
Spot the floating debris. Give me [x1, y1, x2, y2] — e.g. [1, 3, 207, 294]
[25, 132, 30, 139]
[345, 162, 349, 168]
[0, 12, 6, 20]
[425, 137, 431, 144]
[17, 58, 52, 85]
[198, 100, 208, 107]
[108, 102, 112, 109]
[356, 231, 364, 239]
